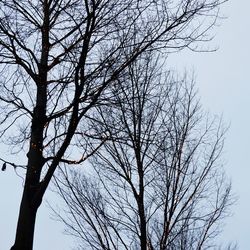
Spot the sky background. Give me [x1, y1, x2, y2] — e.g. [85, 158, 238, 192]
[0, 0, 249, 249]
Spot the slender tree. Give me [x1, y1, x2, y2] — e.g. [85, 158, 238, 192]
[0, 0, 226, 249]
[53, 54, 233, 250]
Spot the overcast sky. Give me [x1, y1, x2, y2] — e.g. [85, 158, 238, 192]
[179, 1, 250, 248]
[0, 1, 249, 249]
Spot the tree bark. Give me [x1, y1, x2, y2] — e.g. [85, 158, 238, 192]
[139, 201, 147, 250]
[10, 186, 41, 250]
[10, 76, 47, 250]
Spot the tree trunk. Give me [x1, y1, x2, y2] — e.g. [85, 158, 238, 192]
[138, 197, 147, 250]
[11, 83, 47, 250]
[10, 185, 41, 250]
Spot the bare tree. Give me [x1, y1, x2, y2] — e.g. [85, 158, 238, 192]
[0, 0, 227, 249]
[53, 54, 234, 250]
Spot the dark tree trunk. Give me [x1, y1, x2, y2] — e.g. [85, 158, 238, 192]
[139, 201, 147, 250]
[10, 130, 46, 250]
[10, 82, 47, 250]
[10, 187, 40, 250]
[137, 154, 147, 250]
[11, 2, 50, 248]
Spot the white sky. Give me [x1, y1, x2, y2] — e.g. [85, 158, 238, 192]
[0, 0, 249, 249]
[180, 1, 250, 249]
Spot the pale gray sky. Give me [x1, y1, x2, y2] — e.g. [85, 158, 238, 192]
[179, 1, 250, 248]
[0, 0, 249, 249]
